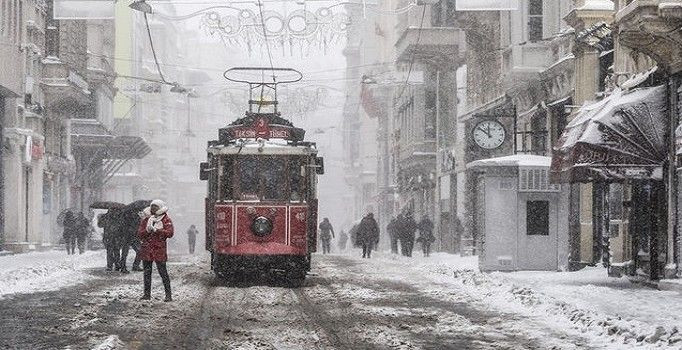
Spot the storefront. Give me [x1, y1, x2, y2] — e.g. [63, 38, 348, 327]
[551, 85, 669, 280]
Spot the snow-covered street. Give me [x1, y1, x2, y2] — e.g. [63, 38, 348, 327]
[0, 250, 679, 349]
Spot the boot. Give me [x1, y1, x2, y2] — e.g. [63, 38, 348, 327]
[139, 295, 151, 300]
[164, 295, 172, 302]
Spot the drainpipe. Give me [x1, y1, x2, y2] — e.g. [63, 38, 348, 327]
[666, 75, 679, 279]
[436, 70, 442, 251]
[0, 99, 4, 250]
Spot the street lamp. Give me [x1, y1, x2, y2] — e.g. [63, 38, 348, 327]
[170, 83, 188, 94]
[129, 0, 153, 14]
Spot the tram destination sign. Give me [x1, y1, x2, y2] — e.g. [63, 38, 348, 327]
[219, 115, 305, 143]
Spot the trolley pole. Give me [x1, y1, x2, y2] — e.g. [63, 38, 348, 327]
[435, 70, 442, 251]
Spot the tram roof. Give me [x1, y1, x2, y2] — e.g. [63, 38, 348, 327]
[207, 139, 317, 156]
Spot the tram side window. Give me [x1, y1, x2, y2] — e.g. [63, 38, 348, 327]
[263, 157, 286, 201]
[239, 156, 259, 200]
[289, 157, 305, 202]
[220, 156, 234, 200]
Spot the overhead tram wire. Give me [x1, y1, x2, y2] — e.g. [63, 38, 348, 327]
[396, 4, 426, 101]
[257, 0, 276, 82]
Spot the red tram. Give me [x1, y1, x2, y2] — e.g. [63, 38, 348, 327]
[199, 68, 323, 284]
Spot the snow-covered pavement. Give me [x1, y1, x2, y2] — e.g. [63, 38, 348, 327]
[371, 251, 682, 349]
[0, 250, 106, 299]
[0, 249, 681, 349]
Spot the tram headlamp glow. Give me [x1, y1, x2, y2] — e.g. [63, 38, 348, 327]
[251, 216, 273, 236]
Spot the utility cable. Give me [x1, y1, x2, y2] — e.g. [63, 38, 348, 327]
[143, 12, 172, 84]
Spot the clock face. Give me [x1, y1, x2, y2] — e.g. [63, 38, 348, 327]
[473, 120, 505, 150]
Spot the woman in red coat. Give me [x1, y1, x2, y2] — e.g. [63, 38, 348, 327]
[138, 199, 174, 302]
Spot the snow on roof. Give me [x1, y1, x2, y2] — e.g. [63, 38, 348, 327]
[578, 0, 614, 11]
[467, 154, 552, 169]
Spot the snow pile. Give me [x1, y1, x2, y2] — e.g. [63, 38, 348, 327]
[419, 259, 682, 348]
[0, 250, 105, 298]
[92, 335, 126, 350]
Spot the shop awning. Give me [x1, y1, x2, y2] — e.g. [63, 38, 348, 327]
[71, 118, 114, 148]
[550, 85, 667, 183]
[71, 119, 151, 160]
[107, 135, 152, 160]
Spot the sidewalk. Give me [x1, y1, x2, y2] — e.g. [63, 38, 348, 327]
[370, 251, 682, 349]
[0, 249, 106, 299]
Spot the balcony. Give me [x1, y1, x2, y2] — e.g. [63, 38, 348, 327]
[501, 43, 554, 88]
[87, 55, 115, 87]
[41, 57, 91, 109]
[395, 27, 466, 67]
[616, 0, 682, 73]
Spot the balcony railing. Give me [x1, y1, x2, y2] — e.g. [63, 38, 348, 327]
[395, 27, 466, 66]
[501, 43, 554, 84]
[41, 58, 91, 108]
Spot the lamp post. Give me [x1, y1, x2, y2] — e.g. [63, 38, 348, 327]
[129, 0, 153, 14]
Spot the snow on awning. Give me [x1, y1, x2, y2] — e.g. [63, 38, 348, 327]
[468, 154, 552, 169]
[550, 85, 667, 183]
[620, 66, 658, 91]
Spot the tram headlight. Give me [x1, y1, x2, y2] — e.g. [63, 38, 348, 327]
[251, 216, 273, 237]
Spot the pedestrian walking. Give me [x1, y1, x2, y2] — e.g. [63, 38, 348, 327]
[401, 212, 417, 257]
[138, 200, 174, 302]
[62, 211, 77, 255]
[99, 211, 121, 271]
[338, 229, 348, 252]
[387, 216, 399, 254]
[118, 209, 144, 273]
[187, 224, 198, 254]
[357, 213, 379, 258]
[318, 218, 335, 254]
[417, 215, 435, 257]
[75, 212, 90, 254]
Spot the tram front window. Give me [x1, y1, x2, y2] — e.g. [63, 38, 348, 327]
[263, 158, 286, 201]
[220, 156, 234, 200]
[289, 157, 304, 202]
[239, 157, 259, 200]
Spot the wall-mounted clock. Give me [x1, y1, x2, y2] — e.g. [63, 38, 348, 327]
[472, 120, 506, 150]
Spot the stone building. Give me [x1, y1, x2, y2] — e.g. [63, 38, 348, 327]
[341, 1, 380, 225]
[549, 0, 682, 281]
[457, 0, 575, 256]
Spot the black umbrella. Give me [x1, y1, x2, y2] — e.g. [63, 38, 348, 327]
[125, 200, 152, 213]
[90, 201, 126, 210]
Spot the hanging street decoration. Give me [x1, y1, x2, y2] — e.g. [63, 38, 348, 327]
[200, 6, 351, 56]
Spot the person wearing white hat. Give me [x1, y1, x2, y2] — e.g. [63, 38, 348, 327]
[137, 199, 174, 302]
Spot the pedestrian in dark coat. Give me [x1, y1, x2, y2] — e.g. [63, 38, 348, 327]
[99, 211, 121, 271]
[417, 215, 435, 257]
[387, 217, 399, 254]
[357, 213, 380, 258]
[401, 212, 417, 257]
[138, 200, 174, 302]
[75, 212, 90, 254]
[318, 218, 335, 254]
[338, 230, 348, 252]
[118, 209, 144, 273]
[62, 211, 77, 255]
[187, 224, 198, 254]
